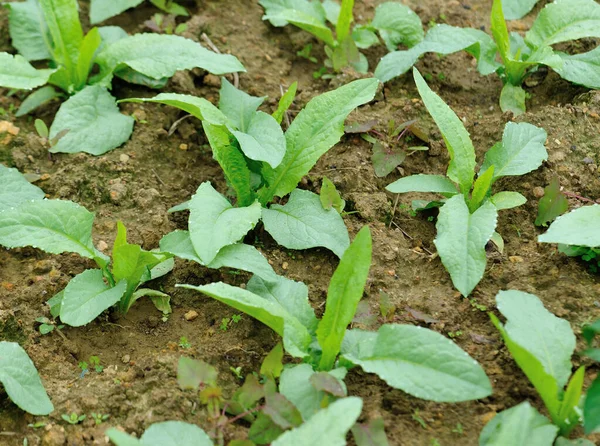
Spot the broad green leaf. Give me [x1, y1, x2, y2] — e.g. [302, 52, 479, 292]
[273, 82, 297, 124]
[49, 86, 134, 155]
[98, 26, 129, 47]
[131, 289, 171, 314]
[491, 0, 511, 65]
[352, 418, 389, 446]
[263, 10, 335, 47]
[525, 0, 600, 48]
[0, 165, 45, 210]
[336, 0, 354, 42]
[584, 377, 600, 434]
[386, 174, 457, 195]
[375, 25, 499, 83]
[263, 389, 303, 430]
[352, 26, 380, 49]
[372, 2, 424, 51]
[179, 282, 312, 358]
[90, 0, 144, 24]
[0, 341, 53, 415]
[499, 83, 527, 116]
[208, 244, 278, 282]
[0, 53, 55, 90]
[0, 199, 101, 260]
[60, 270, 127, 326]
[249, 412, 285, 444]
[480, 122, 548, 180]
[48, 291, 63, 318]
[188, 182, 261, 264]
[6, 0, 52, 61]
[107, 421, 213, 446]
[371, 141, 406, 177]
[502, 0, 540, 20]
[261, 343, 284, 378]
[259, 0, 326, 27]
[470, 166, 495, 211]
[272, 397, 362, 446]
[317, 226, 371, 370]
[535, 177, 568, 226]
[258, 78, 379, 202]
[150, 0, 188, 16]
[491, 191, 526, 211]
[554, 47, 600, 90]
[413, 68, 475, 194]
[341, 325, 492, 401]
[322, 0, 340, 24]
[232, 111, 286, 168]
[16, 86, 62, 117]
[177, 357, 218, 389]
[106, 429, 141, 446]
[538, 205, 600, 247]
[434, 195, 498, 297]
[219, 78, 265, 131]
[320, 177, 345, 213]
[262, 189, 350, 258]
[479, 401, 558, 446]
[92, 34, 245, 85]
[247, 274, 317, 333]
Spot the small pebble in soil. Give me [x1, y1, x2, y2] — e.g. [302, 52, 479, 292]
[184, 310, 199, 321]
[179, 143, 189, 151]
[121, 354, 131, 364]
[583, 157, 594, 164]
[532, 186, 545, 198]
[282, 261, 288, 270]
[509, 256, 524, 263]
[97, 240, 109, 252]
[119, 154, 130, 163]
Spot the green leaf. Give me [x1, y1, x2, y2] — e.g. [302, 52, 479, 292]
[320, 177, 345, 213]
[538, 205, 600, 248]
[249, 412, 284, 444]
[371, 2, 424, 51]
[271, 397, 363, 446]
[554, 47, 600, 90]
[0, 165, 45, 210]
[177, 357, 218, 390]
[479, 401, 558, 446]
[491, 191, 527, 211]
[259, 0, 326, 27]
[386, 174, 457, 194]
[273, 82, 297, 124]
[258, 78, 379, 202]
[584, 377, 600, 434]
[16, 86, 62, 117]
[179, 282, 312, 358]
[5, 0, 52, 61]
[263, 390, 303, 430]
[60, 270, 127, 326]
[89, 0, 144, 24]
[106, 429, 141, 446]
[375, 25, 499, 82]
[262, 189, 350, 258]
[557, 366, 585, 435]
[525, 0, 600, 48]
[260, 343, 284, 379]
[208, 244, 278, 281]
[75, 28, 102, 89]
[0, 53, 55, 90]
[502, 0, 540, 20]
[555, 438, 596, 446]
[263, 10, 335, 47]
[232, 111, 286, 168]
[49, 86, 134, 155]
[480, 122, 548, 180]
[0, 199, 102, 260]
[491, 0, 510, 65]
[107, 421, 213, 446]
[499, 83, 527, 116]
[92, 34, 245, 85]
[0, 341, 53, 415]
[336, 0, 354, 43]
[188, 182, 261, 264]
[317, 226, 371, 370]
[371, 141, 406, 177]
[352, 418, 389, 446]
[132, 289, 171, 314]
[470, 166, 495, 211]
[352, 26, 379, 49]
[434, 195, 498, 297]
[149, 0, 188, 16]
[219, 78, 265, 131]
[413, 68, 475, 194]
[535, 177, 568, 226]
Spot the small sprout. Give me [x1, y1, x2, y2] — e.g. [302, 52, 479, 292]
[90, 412, 110, 425]
[27, 422, 47, 429]
[230, 366, 243, 380]
[219, 317, 230, 331]
[89, 356, 103, 373]
[179, 336, 191, 349]
[231, 314, 242, 324]
[34, 119, 49, 139]
[452, 422, 464, 435]
[412, 409, 428, 429]
[61, 412, 86, 425]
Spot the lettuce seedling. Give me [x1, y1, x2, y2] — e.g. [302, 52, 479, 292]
[90, 0, 188, 25]
[376, 0, 600, 115]
[582, 320, 600, 434]
[124, 78, 379, 258]
[386, 69, 548, 297]
[481, 290, 594, 443]
[260, 0, 423, 74]
[1, 0, 244, 155]
[107, 421, 213, 445]
[0, 341, 54, 415]
[180, 226, 492, 408]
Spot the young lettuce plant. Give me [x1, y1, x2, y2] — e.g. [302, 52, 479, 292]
[376, 0, 600, 115]
[89, 0, 188, 25]
[260, 0, 423, 73]
[481, 290, 595, 444]
[1, 0, 244, 155]
[179, 226, 493, 413]
[0, 166, 174, 326]
[124, 77, 379, 259]
[386, 69, 548, 297]
[582, 320, 600, 435]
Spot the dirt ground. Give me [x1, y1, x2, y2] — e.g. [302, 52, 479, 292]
[1, 0, 600, 445]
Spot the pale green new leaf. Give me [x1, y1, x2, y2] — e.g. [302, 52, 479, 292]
[219, 78, 265, 131]
[554, 47, 600, 89]
[107, 421, 213, 446]
[262, 189, 349, 258]
[0, 54, 55, 90]
[232, 111, 286, 168]
[259, 78, 379, 202]
[341, 325, 492, 401]
[90, 0, 144, 24]
[6, 0, 51, 61]
[434, 195, 498, 297]
[386, 174, 457, 195]
[413, 68, 475, 194]
[60, 270, 127, 326]
[263, 10, 335, 47]
[317, 226, 371, 370]
[188, 182, 261, 264]
[372, 2, 424, 51]
[0, 342, 53, 415]
[273, 82, 297, 124]
[479, 401, 558, 446]
[480, 122, 547, 180]
[49, 86, 134, 155]
[538, 205, 600, 247]
[179, 282, 312, 358]
[0, 165, 45, 210]
[491, 191, 526, 210]
[272, 397, 362, 446]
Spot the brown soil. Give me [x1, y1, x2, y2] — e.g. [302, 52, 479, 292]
[1, 0, 600, 445]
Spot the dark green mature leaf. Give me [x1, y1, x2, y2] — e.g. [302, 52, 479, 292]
[538, 205, 600, 248]
[535, 177, 568, 227]
[249, 412, 285, 445]
[90, 0, 144, 24]
[177, 357, 218, 390]
[585, 377, 600, 434]
[0, 165, 45, 210]
[320, 177, 345, 213]
[372, 2, 424, 51]
[372, 142, 406, 178]
[260, 343, 284, 378]
[0, 54, 55, 90]
[317, 226, 371, 370]
[0, 341, 54, 415]
[263, 391, 303, 430]
[107, 421, 213, 446]
[5, 0, 51, 61]
[49, 86, 134, 155]
[232, 111, 286, 168]
[220, 77, 265, 131]
[259, 0, 326, 27]
[554, 47, 600, 90]
[263, 10, 334, 47]
[386, 174, 457, 194]
[502, 0, 540, 20]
